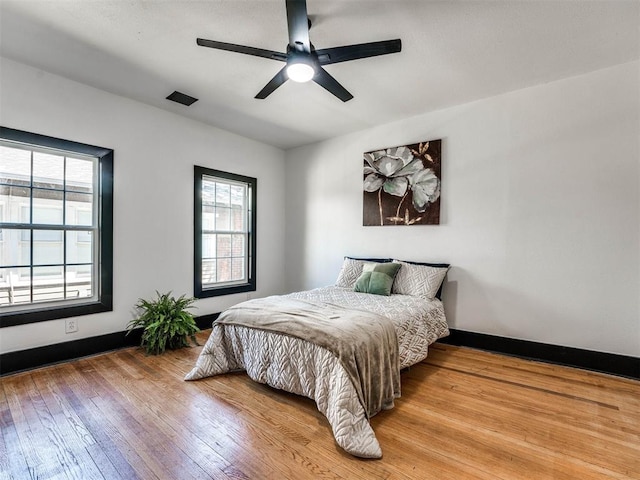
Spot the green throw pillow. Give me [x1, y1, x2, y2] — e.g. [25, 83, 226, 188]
[354, 262, 401, 296]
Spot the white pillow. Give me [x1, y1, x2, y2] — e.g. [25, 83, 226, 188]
[335, 257, 391, 288]
[392, 261, 449, 299]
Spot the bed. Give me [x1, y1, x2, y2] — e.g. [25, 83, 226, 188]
[185, 258, 450, 458]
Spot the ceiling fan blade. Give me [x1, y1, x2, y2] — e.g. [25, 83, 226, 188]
[197, 38, 287, 62]
[314, 39, 401, 65]
[313, 68, 353, 102]
[255, 67, 289, 99]
[285, 0, 311, 53]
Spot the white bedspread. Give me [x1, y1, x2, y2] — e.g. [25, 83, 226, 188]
[185, 286, 449, 458]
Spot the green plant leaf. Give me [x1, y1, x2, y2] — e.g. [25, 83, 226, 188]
[128, 291, 199, 355]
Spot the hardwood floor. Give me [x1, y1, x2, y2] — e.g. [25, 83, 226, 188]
[1, 330, 638, 480]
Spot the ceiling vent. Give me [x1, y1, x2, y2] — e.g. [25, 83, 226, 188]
[166, 91, 198, 106]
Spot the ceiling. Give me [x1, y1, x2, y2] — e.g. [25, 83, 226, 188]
[1, 1, 638, 150]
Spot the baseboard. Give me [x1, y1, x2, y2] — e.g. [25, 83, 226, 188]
[438, 329, 639, 380]
[0, 313, 220, 376]
[3, 319, 637, 379]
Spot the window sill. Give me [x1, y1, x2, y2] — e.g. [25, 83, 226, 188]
[195, 282, 256, 299]
[0, 298, 112, 327]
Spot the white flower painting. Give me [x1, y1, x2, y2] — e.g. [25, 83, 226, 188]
[363, 139, 441, 226]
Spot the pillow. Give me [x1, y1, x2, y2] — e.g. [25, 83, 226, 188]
[401, 260, 450, 299]
[335, 256, 393, 289]
[354, 262, 402, 296]
[391, 260, 450, 299]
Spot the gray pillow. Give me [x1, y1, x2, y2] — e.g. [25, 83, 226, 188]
[391, 260, 449, 299]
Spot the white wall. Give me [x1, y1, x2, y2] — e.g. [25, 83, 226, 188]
[0, 57, 287, 354]
[284, 61, 640, 357]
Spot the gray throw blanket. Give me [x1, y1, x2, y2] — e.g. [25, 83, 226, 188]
[215, 296, 401, 418]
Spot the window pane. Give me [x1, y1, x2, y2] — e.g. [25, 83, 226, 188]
[230, 185, 245, 208]
[0, 146, 31, 186]
[66, 265, 92, 299]
[231, 258, 245, 281]
[33, 151, 64, 189]
[0, 267, 31, 305]
[33, 265, 64, 303]
[215, 183, 230, 207]
[33, 189, 63, 224]
[66, 231, 92, 264]
[202, 205, 215, 231]
[217, 258, 231, 282]
[202, 259, 216, 284]
[33, 229, 63, 265]
[0, 229, 31, 267]
[78, 229, 92, 243]
[202, 234, 216, 259]
[202, 179, 216, 205]
[0, 185, 30, 223]
[231, 207, 245, 231]
[65, 192, 93, 226]
[231, 234, 245, 257]
[216, 234, 231, 258]
[66, 157, 93, 193]
[215, 207, 231, 231]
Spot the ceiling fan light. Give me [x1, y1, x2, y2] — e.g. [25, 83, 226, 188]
[286, 62, 315, 83]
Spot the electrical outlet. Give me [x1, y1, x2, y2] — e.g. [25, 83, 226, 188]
[65, 319, 78, 334]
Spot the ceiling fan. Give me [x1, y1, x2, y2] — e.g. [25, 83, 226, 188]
[196, 0, 402, 102]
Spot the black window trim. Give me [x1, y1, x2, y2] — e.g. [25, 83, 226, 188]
[0, 126, 113, 327]
[194, 165, 256, 298]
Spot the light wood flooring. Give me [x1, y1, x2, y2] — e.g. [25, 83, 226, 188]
[1, 330, 639, 479]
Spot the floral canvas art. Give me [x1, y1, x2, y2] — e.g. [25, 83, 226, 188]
[363, 139, 441, 226]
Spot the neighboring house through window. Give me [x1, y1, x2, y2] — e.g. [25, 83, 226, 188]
[194, 166, 256, 298]
[0, 127, 113, 327]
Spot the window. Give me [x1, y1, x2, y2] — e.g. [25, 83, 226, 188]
[194, 166, 256, 298]
[0, 127, 113, 327]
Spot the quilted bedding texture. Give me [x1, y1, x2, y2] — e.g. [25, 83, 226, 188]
[184, 286, 449, 458]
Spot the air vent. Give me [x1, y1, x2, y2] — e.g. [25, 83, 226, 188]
[166, 91, 198, 106]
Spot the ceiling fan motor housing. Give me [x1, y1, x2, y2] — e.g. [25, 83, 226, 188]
[286, 52, 317, 82]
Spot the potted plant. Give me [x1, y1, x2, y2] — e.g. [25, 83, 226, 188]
[127, 291, 199, 355]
